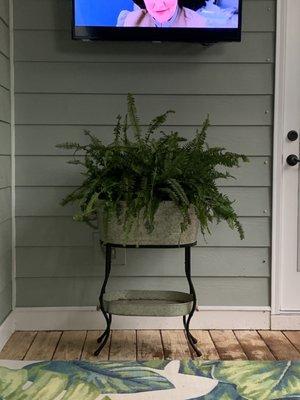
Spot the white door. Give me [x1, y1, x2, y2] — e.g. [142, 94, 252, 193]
[274, 0, 300, 312]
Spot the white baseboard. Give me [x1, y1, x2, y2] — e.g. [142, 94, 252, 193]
[13, 306, 271, 331]
[0, 312, 15, 352]
[271, 313, 300, 330]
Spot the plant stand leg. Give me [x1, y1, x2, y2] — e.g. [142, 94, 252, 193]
[183, 315, 197, 344]
[94, 244, 112, 356]
[97, 313, 112, 344]
[184, 246, 202, 357]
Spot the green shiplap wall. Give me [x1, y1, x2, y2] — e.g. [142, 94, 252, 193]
[13, 0, 275, 307]
[0, 0, 12, 324]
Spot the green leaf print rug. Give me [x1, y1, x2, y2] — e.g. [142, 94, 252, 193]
[0, 358, 300, 399]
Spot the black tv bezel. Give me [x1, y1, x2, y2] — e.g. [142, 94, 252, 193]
[72, 0, 242, 43]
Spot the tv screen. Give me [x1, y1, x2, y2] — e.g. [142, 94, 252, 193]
[73, 0, 242, 43]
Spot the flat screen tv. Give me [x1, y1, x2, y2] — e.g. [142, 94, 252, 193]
[73, 0, 242, 43]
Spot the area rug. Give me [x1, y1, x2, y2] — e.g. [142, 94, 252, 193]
[0, 359, 300, 399]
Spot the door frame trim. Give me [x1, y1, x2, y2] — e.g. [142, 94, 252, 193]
[272, 0, 300, 314]
[271, 0, 286, 314]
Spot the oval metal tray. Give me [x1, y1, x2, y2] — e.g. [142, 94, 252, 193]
[102, 290, 193, 317]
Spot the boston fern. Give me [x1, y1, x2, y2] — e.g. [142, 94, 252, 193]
[56, 94, 248, 240]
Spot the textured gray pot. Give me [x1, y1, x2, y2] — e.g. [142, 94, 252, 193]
[98, 201, 199, 246]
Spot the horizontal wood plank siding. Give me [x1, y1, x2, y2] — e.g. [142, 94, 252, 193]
[0, 86, 10, 122]
[0, 0, 9, 25]
[16, 217, 270, 247]
[14, 0, 275, 307]
[0, 186, 11, 223]
[0, 0, 11, 324]
[16, 246, 270, 278]
[0, 219, 11, 257]
[0, 248, 11, 293]
[0, 285, 12, 322]
[16, 276, 270, 307]
[0, 17, 9, 57]
[15, 94, 272, 125]
[15, 156, 271, 187]
[15, 187, 271, 217]
[0, 155, 11, 188]
[0, 52, 10, 89]
[14, 31, 275, 63]
[15, 126, 272, 156]
[0, 121, 11, 154]
[14, 63, 274, 95]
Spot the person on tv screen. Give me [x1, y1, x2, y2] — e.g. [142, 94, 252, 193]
[117, 0, 208, 28]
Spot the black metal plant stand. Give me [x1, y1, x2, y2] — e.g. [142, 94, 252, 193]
[94, 242, 202, 357]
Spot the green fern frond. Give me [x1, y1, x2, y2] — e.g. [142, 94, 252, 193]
[127, 93, 142, 141]
[122, 114, 129, 144]
[83, 130, 103, 147]
[55, 142, 85, 150]
[195, 114, 210, 149]
[146, 110, 175, 141]
[113, 114, 122, 144]
[167, 178, 189, 206]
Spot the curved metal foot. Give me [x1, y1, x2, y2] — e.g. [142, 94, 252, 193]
[183, 314, 202, 357]
[97, 313, 112, 343]
[187, 331, 198, 345]
[95, 312, 112, 355]
[187, 334, 202, 357]
[185, 313, 202, 357]
[97, 331, 106, 344]
[190, 335, 198, 344]
[94, 328, 110, 356]
[97, 327, 110, 344]
[184, 315, 202, 356]
[183, 316, 197, 344]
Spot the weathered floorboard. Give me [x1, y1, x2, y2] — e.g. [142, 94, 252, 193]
[109, 330, 137, 361]
[2, 330, 300, 361]
[0, 331, 37, 360]
[259, 331, 300, 360]
[235, 330, 275, 360]
[52, 330, 86, 360]
[283, 331, 300, 353]
[24, 331, 62, 361]
[190, 330, 220, 360]
[210, 330, 248, 360]
[81, 330, 110, 361]
[161, 330, 191, 359]
[137, 330, 164, 360]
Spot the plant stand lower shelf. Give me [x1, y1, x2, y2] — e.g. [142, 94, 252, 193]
[103, 290, 194, 316]
[94, 242, 202, 357]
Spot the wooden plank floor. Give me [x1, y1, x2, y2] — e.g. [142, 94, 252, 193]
[1, 330, 300, 361]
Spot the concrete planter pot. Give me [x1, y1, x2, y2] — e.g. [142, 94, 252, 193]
[98, 201, 199, 246]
